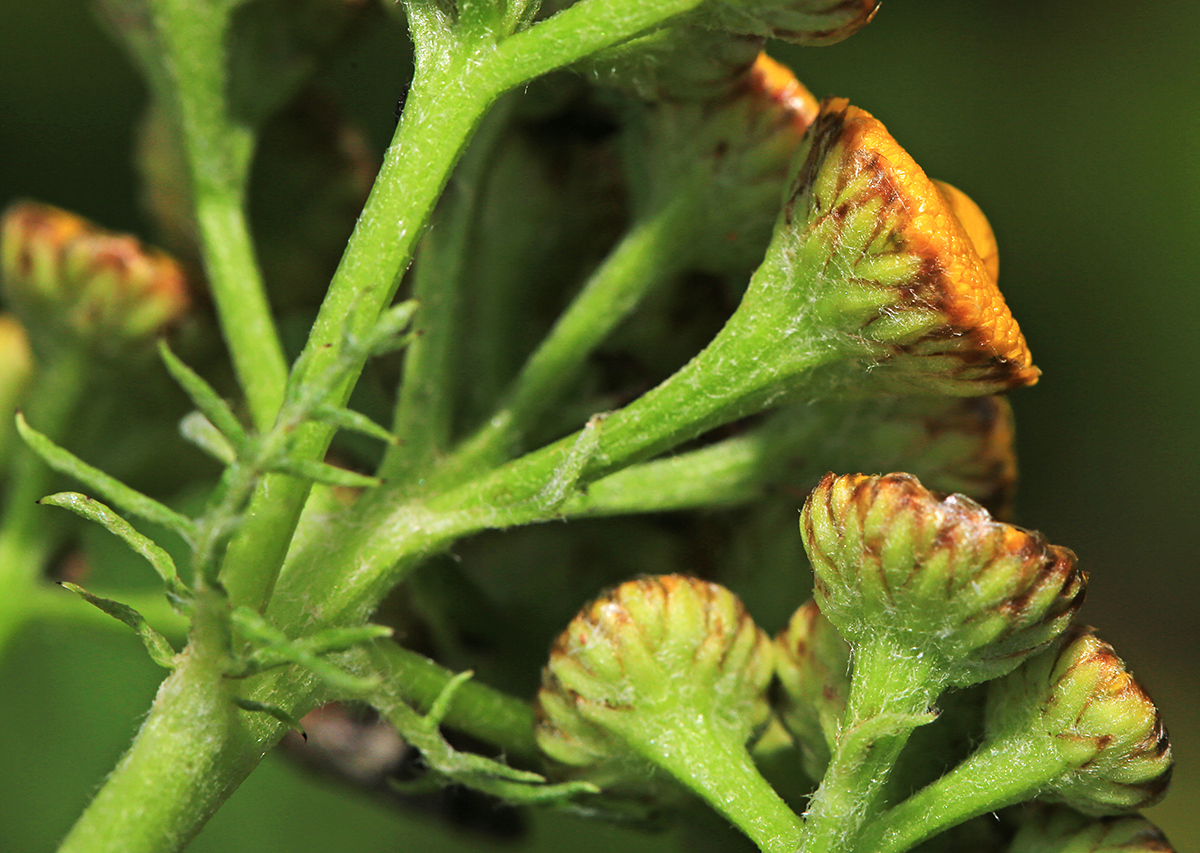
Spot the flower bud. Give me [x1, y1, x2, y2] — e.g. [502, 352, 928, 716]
[0, 314, 34, 468]
[1, 202, 189, 359]
[536, 575, 773, 776]
[772, 598, 850, 779]
[802, 472, 1084, 688]
[784, 99, 1038, 394]
[809, 395, 1018, 519]
[986, 625, 1173, 815]
[535, 575, 803, 852]
[1007, 804, 1176, 852]
[698, 0, 880, 46]
[624, 52, 819, 276]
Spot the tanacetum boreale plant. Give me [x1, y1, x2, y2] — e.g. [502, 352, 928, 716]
[0, 1, 1178, 851]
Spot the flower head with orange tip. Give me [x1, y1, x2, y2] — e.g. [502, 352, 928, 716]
[785, 99, 1039, 395]
[1, 201, 189, 359]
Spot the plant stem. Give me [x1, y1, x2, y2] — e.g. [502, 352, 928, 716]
[367, 640, 540, 763]
[801, 640, 942, 853]
[150, 0, 287, 432]
[0, 345, 90, 653]
[57, 591, 287, 853]
[482, 0, 706, 92]
[453, 191, 699, 471]
[858, 734, 1064, 853]
[623, 709, 804, 853]
[217, 30, 496, 613]
[381, 98, 515, 483]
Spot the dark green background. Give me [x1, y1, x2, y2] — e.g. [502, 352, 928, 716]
[1, 1, 1196, 850]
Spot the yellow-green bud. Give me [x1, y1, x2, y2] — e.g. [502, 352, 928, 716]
[1, 201, 189, 359]
[536, 575, 773, 775]
[802, 472, 1085, 688]
[0, 314, 34, 468]
[986, 626, 1173, 815]
[535, 576, 804, 850]
[1007, 804, 1176, 852]
[772, 598, 849, 780]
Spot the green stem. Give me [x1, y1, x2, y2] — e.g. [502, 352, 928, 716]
[381, 99, 516, 483]
[483, 0, 706, 92]
[801, 640, 943, 853]
[150, 0, 287, 432]
[367, 640, 539, 763]
[453, 192, 699, 472]
[858, 734, 1064, 853]
[58, 592, 287, 853]
[217, 30, 497, 614]
[624, 710, 804, 853]
[0, 345, 90, 653]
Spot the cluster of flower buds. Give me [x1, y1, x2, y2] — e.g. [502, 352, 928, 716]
[0, 202, 189, 359]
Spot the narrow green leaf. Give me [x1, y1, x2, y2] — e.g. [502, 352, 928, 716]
[158, 341, 249, 451]
[267, 456, 381, 489]
[179, 411, 237, 465]
[16, 414, 198, 540]
[309, 404, 397, 445]
[426, 669, 474, 728]
[366, 299, 420, 356]
[231, 609, 387, 694]
[59, 582, 177, 669]
[290, 624, 394, 656]
[232, 697, 306, 740]
[40, 492, 188, 600]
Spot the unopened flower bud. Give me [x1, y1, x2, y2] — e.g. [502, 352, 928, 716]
[0, 315, 34, 467]
[699, 0, 880, 46]
[987, 626, 1173, 815]
[537, 575, 773, 773]
[803, 472, 1084, 688]
[1, 202, 189, 358]
[1007, 804, 1176, 852]
[536, 576, 802, 849]
[624, 52, 819, 276]
[785, 100, 1038, 394]
[772, 598, 850, 779]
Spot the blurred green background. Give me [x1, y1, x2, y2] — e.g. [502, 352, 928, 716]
[1, 0, 1196, 850]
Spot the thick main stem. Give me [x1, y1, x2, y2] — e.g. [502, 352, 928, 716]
[57, 597, 287, 853]
[218, 50, 496, 613]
